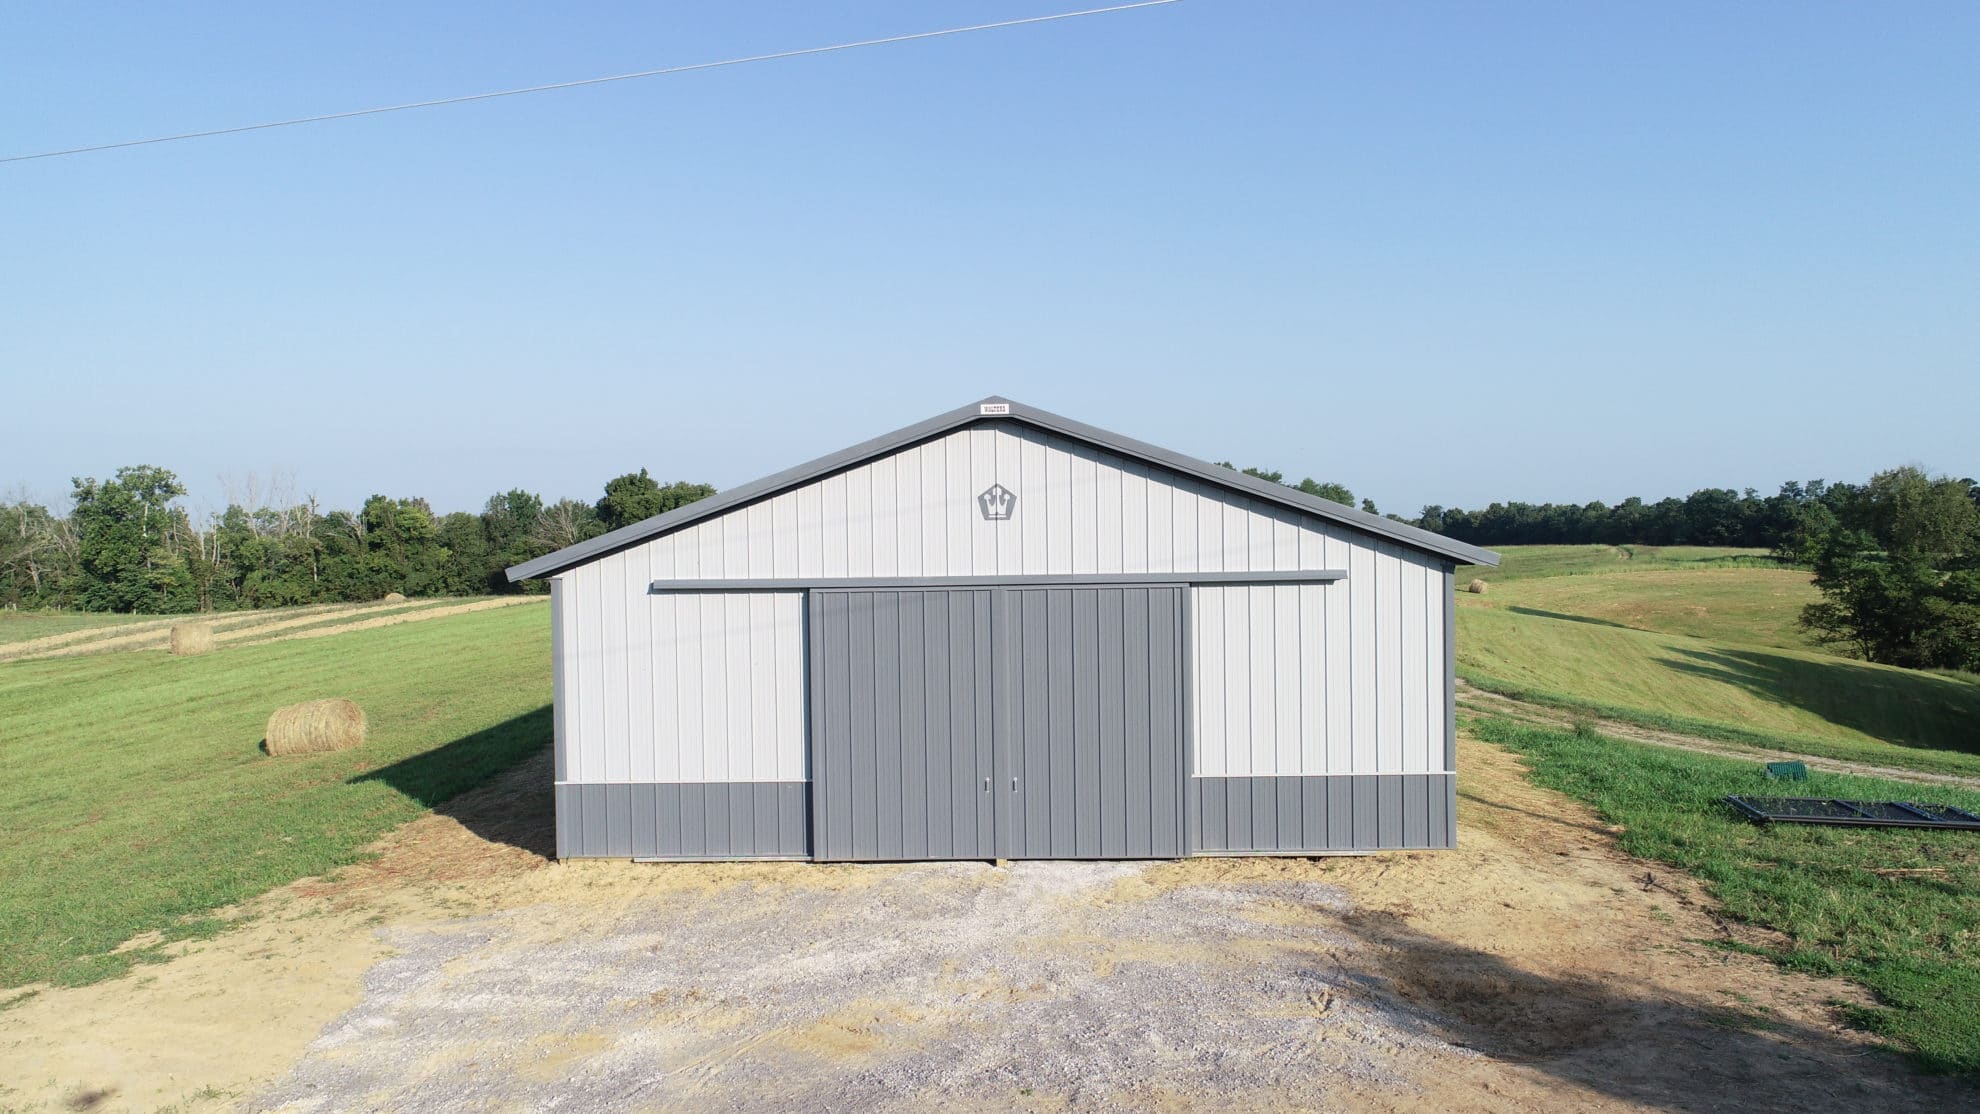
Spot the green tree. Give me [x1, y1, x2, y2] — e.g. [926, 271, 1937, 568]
[1801, 467, 1980, 670]
[481, 489, 545, 592]
[357, 495, 443, 597]
[70, 466, 192, 613]
[434, 511, 491, 596]
[1296, 479, 1355, 506]
[594, 469, 716, 534]
[1216, 462, 1355, 507]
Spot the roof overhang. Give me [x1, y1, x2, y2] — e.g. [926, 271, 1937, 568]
[506, 396, 1501, 582]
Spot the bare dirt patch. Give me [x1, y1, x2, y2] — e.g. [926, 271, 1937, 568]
[0, 737, 1961, 1112]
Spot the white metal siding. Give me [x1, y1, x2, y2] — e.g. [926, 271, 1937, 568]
[557, 563, 804, 784]
[556, 422, 1453, 789]
[1189, 542, 1449, 777]
[625, 425, 1362, 579]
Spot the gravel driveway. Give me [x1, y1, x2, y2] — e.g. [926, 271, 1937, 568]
[251, 860, 1460, 1112]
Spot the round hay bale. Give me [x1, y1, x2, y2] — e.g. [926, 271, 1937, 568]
[265, 698, 367, 757]
[1467, 578, 1489, 595]
[382, 591, 407, 604]
[169, 621, 216, 656]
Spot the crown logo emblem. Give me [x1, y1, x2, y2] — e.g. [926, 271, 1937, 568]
[977, 483, 1016, 522]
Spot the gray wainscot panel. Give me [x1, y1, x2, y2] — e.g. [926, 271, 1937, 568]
[556, 783, 811, 859]
[1187, 774, 1456, 853]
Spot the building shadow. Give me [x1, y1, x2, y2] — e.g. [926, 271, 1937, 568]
[1657, 647, 1980, 757]
[1456, 785, 1618, 836]
[1507, 606, 1640, 631]
[1320, 908, 1960, 1111]
[349, 705, 557, 859]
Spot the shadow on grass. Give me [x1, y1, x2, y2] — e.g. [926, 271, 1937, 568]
[1327, 908, 1965, 1106]
[350, 705, 556, 859]
[1507, 606, 1640, 631]
[1457, 778, 1620, 836]
[1659, 648, 1980, 757]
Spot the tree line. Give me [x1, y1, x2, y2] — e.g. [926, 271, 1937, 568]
[10, 458, 1976, 673]
[1223, 463, 1862, 550]
[1231, 463, 1980, 672]
[1409, 482, 1860, 550]
[0, 467, 713, 614]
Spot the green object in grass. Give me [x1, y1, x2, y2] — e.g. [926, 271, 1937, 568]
[1766, 761, 1809, 780]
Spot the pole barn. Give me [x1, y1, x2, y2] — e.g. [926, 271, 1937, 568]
[508, 398, 1499, 861]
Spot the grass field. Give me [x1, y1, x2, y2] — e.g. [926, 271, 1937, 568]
[1464, 544, 1787, 583]
[7, 541, 1978, 1079]
[1480, 567, 1823, 651]
[0, 609, 157, 645]
[0, 600, 549, 989]
[1474, 716, 1980, 1074]
[1458, 547, 1980, 778]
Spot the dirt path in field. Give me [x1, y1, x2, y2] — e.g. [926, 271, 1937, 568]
[1457, 680, 1980, 790]
[0, 736, 1960, 1113]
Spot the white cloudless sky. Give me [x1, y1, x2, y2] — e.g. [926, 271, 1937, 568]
[3, 1, 1975, 517]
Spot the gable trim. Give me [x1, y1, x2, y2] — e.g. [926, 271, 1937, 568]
[506, 397, 1499, 581]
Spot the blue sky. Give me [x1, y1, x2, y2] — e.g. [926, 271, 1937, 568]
[4, 2, 1975, 518]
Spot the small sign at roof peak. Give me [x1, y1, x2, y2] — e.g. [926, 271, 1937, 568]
[979, 402, 1011, 415]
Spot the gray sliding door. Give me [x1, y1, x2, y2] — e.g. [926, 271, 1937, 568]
[809, 585, 1185, 862]
[809, 589, 998, 861]
[999, 586, 1186, 859]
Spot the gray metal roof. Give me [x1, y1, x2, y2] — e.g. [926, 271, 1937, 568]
[506, 397, 1501, 581]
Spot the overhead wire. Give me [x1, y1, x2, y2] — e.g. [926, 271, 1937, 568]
[1, 1, 1182, 165]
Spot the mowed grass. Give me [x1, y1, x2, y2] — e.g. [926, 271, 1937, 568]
[0, 610, 157, 645]
[1454, 546, 1980, 778]
[1474, 716, 1980, 1074]
[0, 600, 550, 989]
[1474, 567, 1823, 651]
[1465, 544, 1783, 583]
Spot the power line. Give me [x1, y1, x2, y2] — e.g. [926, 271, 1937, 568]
[2, 1, 1181, 165]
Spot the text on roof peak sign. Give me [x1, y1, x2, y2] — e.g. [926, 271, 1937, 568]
[978, 402, 1011, 415]
[978, 483, 1016, 521]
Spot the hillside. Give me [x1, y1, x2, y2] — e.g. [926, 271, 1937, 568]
[1458, 546, 1980, 778]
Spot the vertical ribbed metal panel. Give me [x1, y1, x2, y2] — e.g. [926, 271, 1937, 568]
[999, 587, 1185, 859]
[547, 420, 1465, 860]
[810, 590, 997, 861]
[611, 425, 1356, 583]
[556, 776, 579, 862]
[565, 590, 805, 784]
[811, 586, 1183, 861]
[557, 784, 809, 859]
[1187, 774, 1455, 853]
[1189, 548, 1448, 779]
